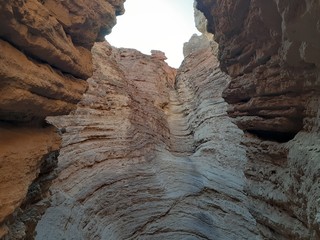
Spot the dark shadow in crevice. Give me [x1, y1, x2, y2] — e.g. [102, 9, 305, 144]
[3, 150, 59, 240]
[247, 129, 297, 143]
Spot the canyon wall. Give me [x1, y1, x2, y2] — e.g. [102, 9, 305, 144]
[34, 35, 260, 238]
[0, 0, 124, 238]
[1, 0, 319, 239]
[196, 0, 320, 239]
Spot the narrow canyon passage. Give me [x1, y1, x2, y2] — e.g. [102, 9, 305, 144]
[35, 35, 258, 239]
[1, 0, 320, 239]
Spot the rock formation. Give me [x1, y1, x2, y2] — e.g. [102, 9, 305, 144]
[1, 0, 320, 239]
[0, 0, 124, 238]
[195, 0, 320, 239]
[32, 33, 262, 238]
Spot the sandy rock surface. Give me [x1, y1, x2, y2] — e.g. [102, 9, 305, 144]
[0, 0, 125, 238]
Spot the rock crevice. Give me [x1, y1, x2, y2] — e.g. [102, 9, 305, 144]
[1, 1, 320, 239]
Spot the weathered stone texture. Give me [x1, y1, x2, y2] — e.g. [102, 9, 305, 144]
[34, 37, 260, 239]
[196, 0, 320, 136]
[0, 40, 87, 123]
[0, 125, 60, 238]
[2, 0, 319, 239]
[0, 0, 124, 123]
[196, 0, 320, 239]
[0, 0, 124, 238]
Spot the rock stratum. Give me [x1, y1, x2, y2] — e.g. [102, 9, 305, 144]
[196, 0, 320, 239]
[0, 0, 319, 239]
[0, 0, 124, 238]
[35, 36, 260, 239]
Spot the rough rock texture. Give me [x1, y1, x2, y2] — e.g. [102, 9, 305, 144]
[0, 39, 87, 123]
[34, 38, 261, 239]
[196, 0, 320, 239]
[3, 0, 319, 239]
[0, 124, 60, 239]
[0, 0, 124, 122]
[0, 0, 124, 238]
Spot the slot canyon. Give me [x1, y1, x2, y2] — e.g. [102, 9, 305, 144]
[0, 0, 319, 239]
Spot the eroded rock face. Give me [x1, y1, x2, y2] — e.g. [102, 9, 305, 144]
[0, 0, 124, 122]
[34, 37, 260, 239]
[196, 0, 320, 239]
[0, 125, 60, 239]
[0, 0, 124, 238]
[2, 0, 319, 239]
[195, 0, 320, 136]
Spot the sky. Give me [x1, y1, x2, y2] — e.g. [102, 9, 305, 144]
[105, 0, 199, 68]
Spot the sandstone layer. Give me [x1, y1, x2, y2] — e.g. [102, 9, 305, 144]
[0, 124, 60, 239]
[2, 0, 320, 239]
[196, 0, 320, 239]
[0, 0, 124, 238]
[34, 36, 261, 239]
[0, 0, 124, 122]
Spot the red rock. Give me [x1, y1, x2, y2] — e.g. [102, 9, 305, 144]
[0, 0, 125, 238]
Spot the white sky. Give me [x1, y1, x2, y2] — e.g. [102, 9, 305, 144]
[105, 0, 199, 68]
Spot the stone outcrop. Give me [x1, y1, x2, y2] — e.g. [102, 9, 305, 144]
[33, 36, 261, 239]
[0, 0, 124, 122]
[0, 0, 124, 238]
[196, 0, 320, 239]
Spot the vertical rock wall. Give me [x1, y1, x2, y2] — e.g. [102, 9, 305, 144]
[196, 0, 320, 239]
[34, 36, 260, 239]
[0, 0, 125, 238]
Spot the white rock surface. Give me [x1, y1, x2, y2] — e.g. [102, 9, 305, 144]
[36, 39, 259, 239]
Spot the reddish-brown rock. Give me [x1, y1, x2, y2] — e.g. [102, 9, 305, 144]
[196, 0, 320, 136]
[42, 0, 125, 49]
[0, 125, 60, 239]
[1, 0, 319, 239]
[0, 40, 87, 122]
[0, 0, 124, 238]
[0, 0, 125, 123]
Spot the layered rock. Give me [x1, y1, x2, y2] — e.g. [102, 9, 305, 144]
[2, 0, 319, 239]
[0, 0, 124, 122]
[196, 0, 320, 239]
[0, 124, 60, 239]
[33, 36, 261, 239]
[195, 0, 320, 136]
[0, 0, 124, 238]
